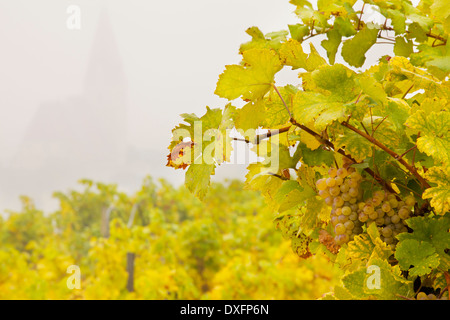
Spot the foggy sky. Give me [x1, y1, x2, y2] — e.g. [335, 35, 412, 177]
[0, 0, 393, 212]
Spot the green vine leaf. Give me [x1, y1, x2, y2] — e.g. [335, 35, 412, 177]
[395, 239, 440, 277]
[215, 48, 282, 101]
[341, 26, 378, 68]
[422, 166, 450, 214]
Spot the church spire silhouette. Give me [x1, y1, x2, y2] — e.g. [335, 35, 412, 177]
[84, 9, 127, 106]
[11, 8, 128, 177]
[82, 8, 128, 164]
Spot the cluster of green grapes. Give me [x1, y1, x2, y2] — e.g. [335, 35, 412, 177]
[358, 189, 415, 250]
[316, 167, 416, 248]
[415, 292, 448, 300]
[316, 167, 364, 246]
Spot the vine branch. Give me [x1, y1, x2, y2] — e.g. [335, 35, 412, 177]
[341, 121, 430, 189]
[270, 84, 398, 194]
[232, 125, 291, 145]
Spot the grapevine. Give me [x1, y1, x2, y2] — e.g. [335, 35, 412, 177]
[167, 0, 450, 300]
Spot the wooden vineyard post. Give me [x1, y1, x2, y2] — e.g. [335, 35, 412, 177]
[101, 205, 114, 238]
[126, 252, 135, 292]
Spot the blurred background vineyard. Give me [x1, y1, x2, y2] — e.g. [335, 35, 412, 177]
[0, 177, 340, 299]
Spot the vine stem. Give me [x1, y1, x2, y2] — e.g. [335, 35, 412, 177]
[379, 25, 447, 44]
[270, 84, 398, 194]
[289, 117, 398, 194]
[357, 3, 365, 30]
[232, 125, 291, 144]
[341, 121, 431, 189]
[271, 84, 291, 118]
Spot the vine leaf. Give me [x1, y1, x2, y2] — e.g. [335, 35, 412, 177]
[185, 163, 216, 200]
[215, 48, 282, 101]
[311, 64, 358, 102]
[422, 166, 450, 215]
[406, 110, 450, 166]
[397, 216, 450, 270]
[341, 26, 378, 68]
[292, 92, 345, 131]
[395, 239, 440, 277]
[279, 39, 308, 70]
[334, 128, 373, 162]
[321, 29, 341, 65]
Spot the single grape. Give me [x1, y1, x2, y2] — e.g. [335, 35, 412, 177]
[344, 220, 355, 230]
[338, 214, 348, 223]
[398, 207, 410, 220]
[349, 171, 362, 181]
[391, 214, 401, 224]
[324, 197, 333, 206]
[337, 167, 348, 178]
[358, 213, 369, 223]
[330, 215, 339, 226]
[382, 202, 391, 212]
[363, 204, 374, 215]
[375, 217, 385, 225]
[368, 211, 378, 220]
[329, 186, 341, 197]
[342, 206, 352, 216]
[316, 178, 328, 191]
[319, 189, 330, 199]
[349, 197, 357, 204]
[348, 187, 359, 198]
[386, 209, 396, 217]
[384, 236, 394, 244]
[335, 176, 344, 186]
[349, 212, 358, 221]
[326, 177, 336, 187]
[405, 196, 416, 207]
[358, 202, 365, 210]
[333, 196, 344, 208]
[381, 226, 393, 237]
[388, 198, 398, 208]
[371, 197, 382, 207]
[341, 192, 351, 202]
[340, 183, 350, 193]
[336, 233, 349, 244]
[328, 168, 337, 178]
[373, 190, 385, 200]
[335, 223, 346, 235]
[384, 216, 391, 225]
[416, 292, 428, 300]
[348, 179, 358, 188]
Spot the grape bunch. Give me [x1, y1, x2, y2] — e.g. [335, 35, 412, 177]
[316, 167, 364, 246]
[357, 189, 415, 250]
[316, 167, 416, 248]
[415, 292, 448, 300]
